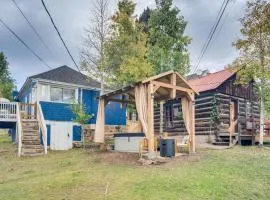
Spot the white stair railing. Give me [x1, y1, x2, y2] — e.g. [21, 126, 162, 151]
[16, 103, 23, 157]
[37, 102, 47, 154]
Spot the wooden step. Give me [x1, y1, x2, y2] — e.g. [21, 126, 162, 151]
[22, 144, 43, 149]
[23, 131, 39, 136]
[212, 141, 230, 146]
[22, 135, 40, 141]
[21, 152, 44, 157]
[23, 130, 40, 136]
[22, 140, 41, 145]
[22, 124, 39, 129]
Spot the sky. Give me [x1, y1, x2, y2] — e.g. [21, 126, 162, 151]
[0, 0, 248, 89]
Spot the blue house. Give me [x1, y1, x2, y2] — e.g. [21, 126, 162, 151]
[17, 65, 126, 150]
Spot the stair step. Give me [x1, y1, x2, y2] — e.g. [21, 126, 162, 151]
[22, 124, 39, 129]
[22, 147, 43, 152]
[22, 135, 40, 141]
[212, 142, 230, 146]
[23, 132, 39, 137]
[23, 130, 39, 135]
[21, 152, 44, 157]
[22, 119, 38, 122]
[22, 145, 43, 150]
[22, 140, 41, 145]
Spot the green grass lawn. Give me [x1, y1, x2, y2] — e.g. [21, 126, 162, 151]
[0, 133, 270, 200]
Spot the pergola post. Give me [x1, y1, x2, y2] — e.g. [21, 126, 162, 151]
[189, 92, 196, 153]
[147, 82, 155, 156]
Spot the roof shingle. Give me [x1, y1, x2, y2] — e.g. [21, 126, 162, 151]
[30, 65, 101, 88]
[187, 68, 236, 93]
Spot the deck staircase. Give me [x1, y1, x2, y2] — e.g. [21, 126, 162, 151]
[0, 101, 48, 157]
[212, 132, 238, 146]
[21, 119, 44, 156]
[18, 103, 48, 157]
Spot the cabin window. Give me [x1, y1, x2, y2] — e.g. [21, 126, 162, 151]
[246, 101, 252, 117]
[165, 104, 173, 128]
[50, 87, 75, 103]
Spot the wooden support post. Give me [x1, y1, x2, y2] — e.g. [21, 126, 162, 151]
[147, 83, 155, 157]
[229, 101, 235, 146]
[170, 73, 176, 99]
[189, 93, 196, 153]
[159, 101, 164, 135]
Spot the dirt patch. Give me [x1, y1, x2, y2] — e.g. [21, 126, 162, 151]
[88, 151, 141, 165]
[86, 150, 202, 167]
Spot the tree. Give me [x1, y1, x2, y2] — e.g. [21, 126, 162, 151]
[147, 0, 191, 75]
[0, 52, 14, 100]
[139, 7, 152, 33]
[81, 0, 110, 95]
[71, 102, 92, 148]
[232, 0, 270, 145]
[105, 0, 153, 87]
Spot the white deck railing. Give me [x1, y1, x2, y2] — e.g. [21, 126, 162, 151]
[37, 102, 47, 154]
[0, 102, 17, 121]
[16, 102, 23, 157]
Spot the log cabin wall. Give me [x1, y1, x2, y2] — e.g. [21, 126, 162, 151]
[153, 75, 260, 138]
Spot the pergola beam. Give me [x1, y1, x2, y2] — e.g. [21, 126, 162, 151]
[107, 98, 134, 104]
[151, 80, 193, 94]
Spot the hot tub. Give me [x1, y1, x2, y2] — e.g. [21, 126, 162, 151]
[114, 133, 145, 153]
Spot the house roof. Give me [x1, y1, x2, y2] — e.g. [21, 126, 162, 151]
[29, 65, 101, 88]
[187, 68, 237, 93]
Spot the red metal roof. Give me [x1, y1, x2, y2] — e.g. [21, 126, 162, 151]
[187, 68, 236, 93]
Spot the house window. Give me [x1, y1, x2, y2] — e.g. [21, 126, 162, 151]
[63, 89, 75, 103]
[50, 87, 75, 103]
[51, 87, 63, 102]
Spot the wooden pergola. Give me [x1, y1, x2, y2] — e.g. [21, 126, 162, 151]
[94, 70, 199, 155]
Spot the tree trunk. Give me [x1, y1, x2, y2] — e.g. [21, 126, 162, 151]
[100, 74, 104, 95]
[259, 86, 264, 146]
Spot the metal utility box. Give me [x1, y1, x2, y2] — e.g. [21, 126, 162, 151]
[114, 133, 145, 153]
[160, 139, 175, 157]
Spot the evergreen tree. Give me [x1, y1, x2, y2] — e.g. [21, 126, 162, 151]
[147, 0, 191, 75]
[0, 52, 14, 100]
[139, 7, 152, 33]
[105, 0, 153, 87]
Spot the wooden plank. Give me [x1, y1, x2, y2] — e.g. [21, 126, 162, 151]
[190, 94, 195, 153]
[151, 80, 193, 94]
[107, 98, 134, 104]
[170, 73, 176, 99]
[147, 83, 155, 154]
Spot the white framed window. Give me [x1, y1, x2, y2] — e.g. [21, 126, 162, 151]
[39, 84, 50, 101]
[63, 89, 75, 103]
[50, 87, 75, 103]
[51, 87, 63, 102]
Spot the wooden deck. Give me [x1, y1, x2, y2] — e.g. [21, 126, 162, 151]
[0, 102, 18, 122]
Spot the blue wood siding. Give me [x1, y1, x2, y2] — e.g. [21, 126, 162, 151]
[73, 125, 82, 141]
[46, 124, 51, 146]
[40, 101, 76, 121]
[82, 89, 126, 125]
[40, 125, 50, 146]
[105, 102, 126, 125]
[19, 83, 33, 103]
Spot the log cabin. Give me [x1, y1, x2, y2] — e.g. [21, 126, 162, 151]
[154, 68, 260, 146]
